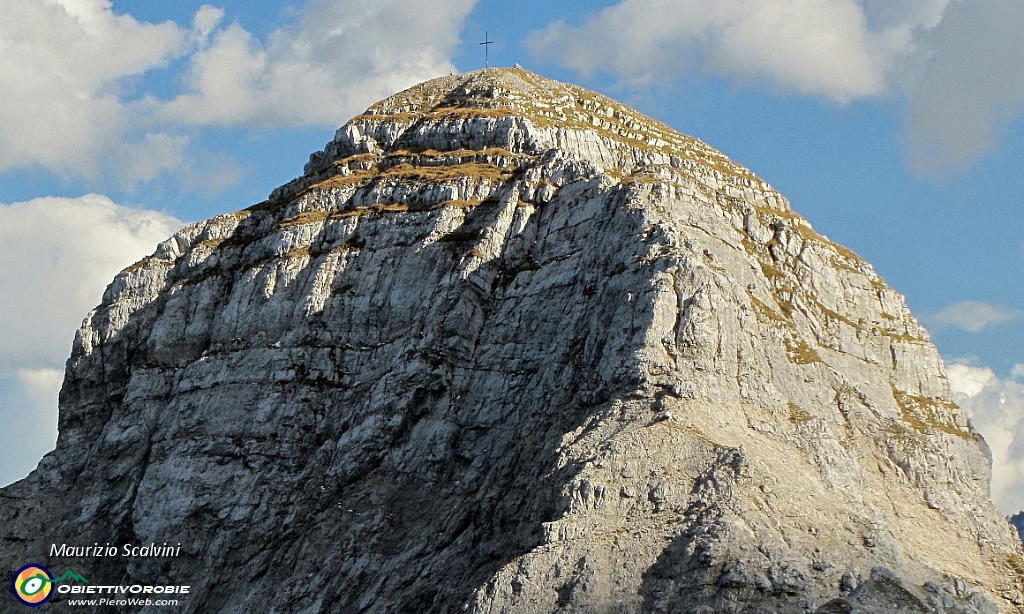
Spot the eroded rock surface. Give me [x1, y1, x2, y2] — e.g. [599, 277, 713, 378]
[3, 68, 1023, 613]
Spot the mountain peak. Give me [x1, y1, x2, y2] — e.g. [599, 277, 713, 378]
[282, 68, 761, 205]
[365, 67, 704, 161]
[3, 70, 1022, 614]
[363, 67, 645, 126]
[364, 67, 564, 115]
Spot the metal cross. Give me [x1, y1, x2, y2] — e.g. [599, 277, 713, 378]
[480, 32, 494, 68]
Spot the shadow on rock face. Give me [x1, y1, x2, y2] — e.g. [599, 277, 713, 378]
[1, 137, 661, 614]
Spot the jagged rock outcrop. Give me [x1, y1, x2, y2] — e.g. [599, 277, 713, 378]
[1010, 513, 1024, 543]
[3, 68, 1023, 613]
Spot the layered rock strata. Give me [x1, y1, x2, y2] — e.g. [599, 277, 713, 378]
[3, 68, 1022, 614]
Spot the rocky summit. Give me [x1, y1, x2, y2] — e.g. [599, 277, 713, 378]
[3, 68, 1023, 614]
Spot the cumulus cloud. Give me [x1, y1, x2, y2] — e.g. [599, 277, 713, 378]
[947, 363, 1024, 514]
[0, 0, 189, 179]
[527, 0, 1024, 171]
[526, 0, 949, 101]
[0, 194, 181, 486]
[0, 0, 475, 181]
[929, 300, 1021, 333]
[155, 0, 476, 128]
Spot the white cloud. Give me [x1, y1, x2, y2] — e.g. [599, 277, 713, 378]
[528, 0, 1024, 172]
[156, 0, 476, 127]
[1014, 364, 1024, 380]
[0, 0, 476, 182]
[526, 0, 948, 102]
[948, 363, 1024, 514]
[0, 0, 189, 179]
[0, 194, 181, 486]
[930, 300, 1021, 333]
[192, 4, 225, 40]
[947, 363, 998, 397]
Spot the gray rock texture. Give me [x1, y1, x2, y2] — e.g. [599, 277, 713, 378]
[3, 68, 1023, 613]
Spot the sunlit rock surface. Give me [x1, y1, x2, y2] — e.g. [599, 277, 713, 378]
[3, 68, 1022, 613]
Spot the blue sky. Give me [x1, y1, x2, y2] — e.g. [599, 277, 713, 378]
[2, 0, 1023, 508]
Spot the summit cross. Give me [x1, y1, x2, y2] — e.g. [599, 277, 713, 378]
[480, 32, 494, 68]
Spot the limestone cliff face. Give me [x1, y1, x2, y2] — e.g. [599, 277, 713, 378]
[3, 68, 1023, 614]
